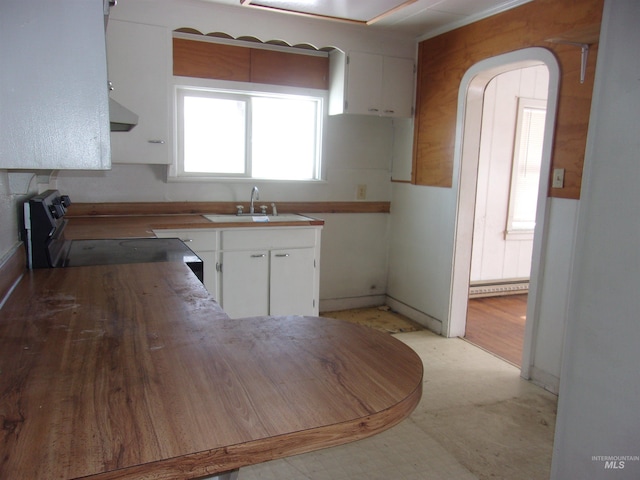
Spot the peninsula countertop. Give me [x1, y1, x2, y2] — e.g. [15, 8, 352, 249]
[0, 261, 423, 479]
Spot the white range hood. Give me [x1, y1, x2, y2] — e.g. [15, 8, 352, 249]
[109, 97, 138, 132]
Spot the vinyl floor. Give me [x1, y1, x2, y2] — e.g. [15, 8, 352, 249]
[239, 305, 557, 480]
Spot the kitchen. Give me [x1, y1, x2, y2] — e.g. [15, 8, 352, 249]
[1, 0, 639, 479]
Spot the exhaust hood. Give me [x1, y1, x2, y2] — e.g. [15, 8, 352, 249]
[109, 97, 138, 132]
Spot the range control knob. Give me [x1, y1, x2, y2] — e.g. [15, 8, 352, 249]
[49, 204, 66, 219]
[60, 195, 72, 208]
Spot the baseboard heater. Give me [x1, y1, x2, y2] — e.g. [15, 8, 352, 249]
[469, 279, 529, 298]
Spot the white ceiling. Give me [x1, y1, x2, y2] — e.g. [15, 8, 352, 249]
[198, 0, 532, 38]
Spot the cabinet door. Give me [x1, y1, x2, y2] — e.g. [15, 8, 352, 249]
[345, 52, 384, 115]
[107, 20, 170, 164]
[0, 0, 110, 170]
[270, 248, 317, 316]
[221, 250, 269, 318]
[381, 56, 415, 117]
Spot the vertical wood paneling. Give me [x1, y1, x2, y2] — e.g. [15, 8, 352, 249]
[173, 38, 251, 81]
[172, 37, 329, 90]
[413, 0, 604, 200]
[251, 49, 329, 89]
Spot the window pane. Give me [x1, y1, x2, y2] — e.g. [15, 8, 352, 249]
[512, 107, 545, 230]
[251, 97, 318, 180]
[183, 96, 246, 174]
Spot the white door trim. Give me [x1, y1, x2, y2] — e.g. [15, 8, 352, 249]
[447, 47, 560, 379]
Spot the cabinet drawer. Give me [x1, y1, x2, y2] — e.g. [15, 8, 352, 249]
[154, 229, 217, 251]
[221, 228, 317, 250]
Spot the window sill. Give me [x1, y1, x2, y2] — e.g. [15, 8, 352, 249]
[166, 172, 327, 184]
[504, 229, 534, 241]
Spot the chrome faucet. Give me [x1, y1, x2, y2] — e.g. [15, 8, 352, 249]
[250, 186, 259, 214]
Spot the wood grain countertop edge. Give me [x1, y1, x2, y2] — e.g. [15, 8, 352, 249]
[66, 201, 391, 217]
[79, 362, 423, 480]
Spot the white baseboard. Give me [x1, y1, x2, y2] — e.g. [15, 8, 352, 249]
[319, 294, 386, 313]
[527, 366, 560, 395]
[469, 280, 529, 298]
[319, 294, 443, 336]
[385, 296, 442, 334]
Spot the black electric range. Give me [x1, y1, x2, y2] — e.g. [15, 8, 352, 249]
[23, 190, 203, 282]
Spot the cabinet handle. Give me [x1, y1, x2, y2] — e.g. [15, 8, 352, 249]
[274, 253, 290, 257]
[368, 108, 379, 112]
[148, 140, 165, 144]
[384, 110, 395, 114]
[182, 238, 193, 242]
[251, 254, 266, 258]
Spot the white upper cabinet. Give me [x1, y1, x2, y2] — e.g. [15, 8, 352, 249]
[329, 50, 415, 117]
[0, 0, 111, 170]
[381, 56, 416, 117]
[107, 20, 171, 164]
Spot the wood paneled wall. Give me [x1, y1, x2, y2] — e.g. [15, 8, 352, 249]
[173, 36, 329, 90]
[413, 0, 604, 199]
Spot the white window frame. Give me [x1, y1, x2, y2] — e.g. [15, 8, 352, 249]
[169, 77, 327, 182]
[505, 97, 547, 241]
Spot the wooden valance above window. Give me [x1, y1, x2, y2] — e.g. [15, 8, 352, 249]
[173, 33, 330, 90]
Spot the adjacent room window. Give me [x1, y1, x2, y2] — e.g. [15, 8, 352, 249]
[505, 98, 547, 239]
[174, 86, 324, 181]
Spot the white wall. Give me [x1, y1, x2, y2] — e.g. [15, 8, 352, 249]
[386, 183, 458, 332]
[471, 65, 549, 282]
[0, 173, 27, 265]
[53, 0, 414, 309]
[526, 197, 578, 392]
[551, 1, 640, 477]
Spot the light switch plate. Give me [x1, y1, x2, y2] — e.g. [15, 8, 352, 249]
[552, 168, 565, 188]
[356, 184, 367, 200]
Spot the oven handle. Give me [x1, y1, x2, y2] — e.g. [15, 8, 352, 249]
[24, 202, 33, 269]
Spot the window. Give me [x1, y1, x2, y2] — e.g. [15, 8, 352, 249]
[174, 85, 324, 181]
[506, 98, 547, 239]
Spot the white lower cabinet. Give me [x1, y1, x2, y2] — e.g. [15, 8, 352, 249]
[220, 250, 269, 318]
[269, 248, 316, 316]
[221, 247, 317, 318]
[154, 225, 321, 318]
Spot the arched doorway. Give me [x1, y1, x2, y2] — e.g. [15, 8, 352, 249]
[448, 48, 560, 379]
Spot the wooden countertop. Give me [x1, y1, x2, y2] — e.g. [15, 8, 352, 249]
[0, 262, 423, 479]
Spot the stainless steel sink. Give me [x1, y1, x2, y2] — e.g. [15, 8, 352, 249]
[204, 214, 315, 223]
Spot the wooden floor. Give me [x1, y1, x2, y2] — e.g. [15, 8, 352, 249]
[465, 294, 527, 367]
